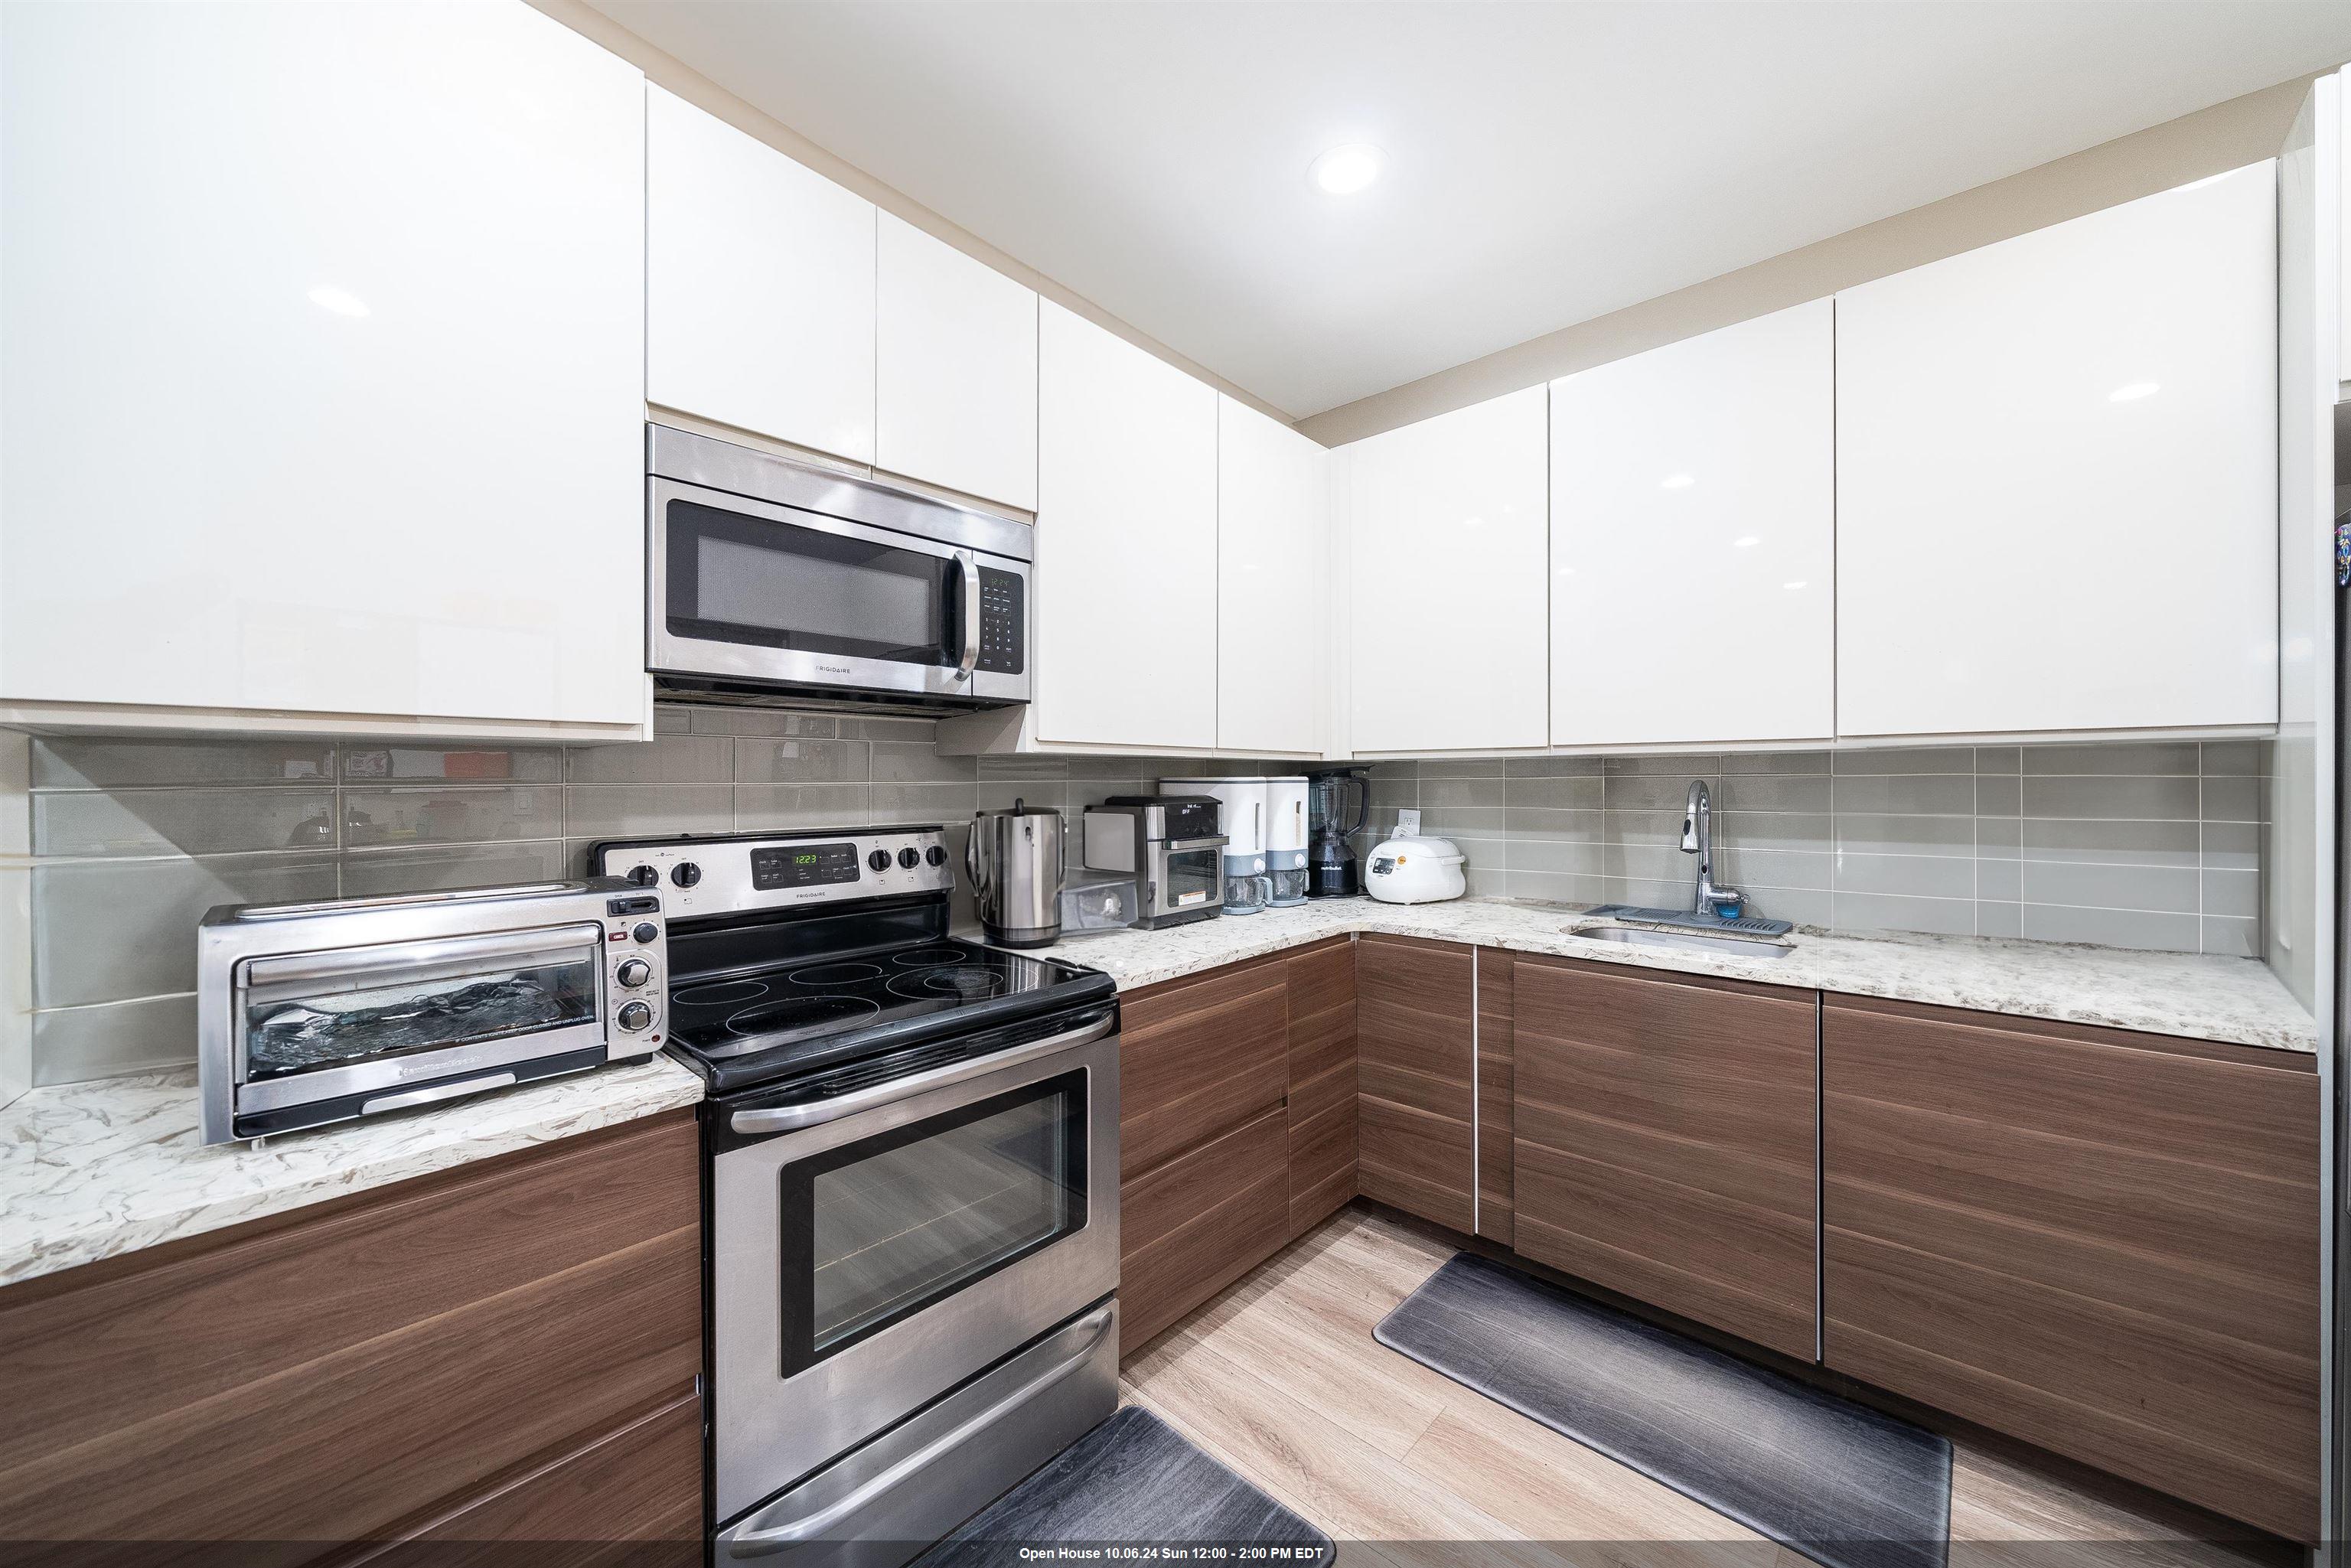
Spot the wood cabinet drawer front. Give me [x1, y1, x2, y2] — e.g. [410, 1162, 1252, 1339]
[1511, 957, 1815, 1360]
[1355, 1094, 1475, 1234]
[1821, 996, 2320, 1541]
[1286, 936, 1355, 1019]
[0, 1113, 701, 1547]
[1121, 1106, 1291, 1351]
[367, 1390, 703, 1566]
[1287, 938, 1358, 1130]
[1121, 961, 1290, 1175]
[1475, 947, 1515, 1247]
[1288, 1097, 1358, 1239]
[1355, 934, 1475, 1231]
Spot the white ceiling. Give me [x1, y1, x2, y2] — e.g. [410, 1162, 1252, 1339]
[592, 1, 2351, 420]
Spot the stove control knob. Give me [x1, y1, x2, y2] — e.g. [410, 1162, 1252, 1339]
[617, 1000, 654, 1032]
[626, 865, 659, 888]
[924, 845, 947, 867]
[897, 846, 921, 869]
[631, 921, 659, 944]
[867, 849, 892, 873]
[615, 957, 653, 989]
[670, 862, 702, 888]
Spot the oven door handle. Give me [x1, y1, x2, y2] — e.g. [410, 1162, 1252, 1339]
[727, 1011, 1114, 1137]
[720, 1300, 1117, 1557]
[955, 549, 981, 678]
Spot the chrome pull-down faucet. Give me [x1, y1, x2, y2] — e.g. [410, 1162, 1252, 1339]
[1681, 779, 1743, 918]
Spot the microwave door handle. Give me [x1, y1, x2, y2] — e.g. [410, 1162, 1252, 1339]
[955, 549, 980, 677]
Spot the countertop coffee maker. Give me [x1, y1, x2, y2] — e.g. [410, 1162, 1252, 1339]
[1306, 768, 1369, 899]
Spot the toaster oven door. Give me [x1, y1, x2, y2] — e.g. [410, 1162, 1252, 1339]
[231, 923, 611, 1118]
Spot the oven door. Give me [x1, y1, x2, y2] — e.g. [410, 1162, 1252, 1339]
[650, 476, 1029, 705]
[710, 1008, 1119, 1527]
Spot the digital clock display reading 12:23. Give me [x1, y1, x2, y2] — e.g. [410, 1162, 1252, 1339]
[750, 841, 861, 891]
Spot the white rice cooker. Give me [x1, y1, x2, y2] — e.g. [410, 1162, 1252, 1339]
[1364, 833, 1466, 904]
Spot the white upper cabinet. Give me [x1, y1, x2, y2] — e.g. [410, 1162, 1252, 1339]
[646, 85, 876, 465]
[0, 0, 647, 732]
[1836, 165, 2278, 739]
[1550, 301, 1834, 748]
[1218, 397, 1329, 755]
[1341, 386, 1550, 755]
[1034, 303, 1219, 749]
[875, 213, 1039, 512]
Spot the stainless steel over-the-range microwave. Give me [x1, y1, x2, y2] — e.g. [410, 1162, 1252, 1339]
[647, 424, 1031, 712]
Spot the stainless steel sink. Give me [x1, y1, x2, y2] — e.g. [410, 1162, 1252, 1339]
[1568, 924, 1796, 960]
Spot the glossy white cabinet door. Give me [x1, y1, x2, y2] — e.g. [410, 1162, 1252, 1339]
[876, 213, 1039, 511]
[0, 0, 646, 728]
[1341, 386, 1549, 753]
[646, 85, 876, 465]
[1218, 397, 1329, 755]
[1836, 165, 2278, 738]
[1550, 301, 1834, 747]
[1035, 303, 1218, 749]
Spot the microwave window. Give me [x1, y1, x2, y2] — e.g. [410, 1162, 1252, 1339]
[697, 535, 937, 647]
[665, 498, 957, 668]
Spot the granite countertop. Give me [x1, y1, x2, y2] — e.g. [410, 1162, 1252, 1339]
[7, 896, 2317, 1293]
[0, 1054, 706, 1288]
[1035, 896, 2322, 1055]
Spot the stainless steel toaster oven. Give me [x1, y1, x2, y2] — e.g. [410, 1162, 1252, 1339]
[197, 880, 669, 1145]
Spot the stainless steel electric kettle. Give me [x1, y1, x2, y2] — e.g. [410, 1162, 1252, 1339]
[967, 800, 1065, 948]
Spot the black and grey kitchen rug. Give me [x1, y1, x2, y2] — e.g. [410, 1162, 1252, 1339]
[1376, 1253, 1950, 1568]
[917, 1406, 1332, 1567]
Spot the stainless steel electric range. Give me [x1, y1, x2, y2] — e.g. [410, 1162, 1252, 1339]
[592, 826, 1120, 1567]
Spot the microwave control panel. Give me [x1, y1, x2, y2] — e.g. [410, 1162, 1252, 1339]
[976, 566, 1025, 676]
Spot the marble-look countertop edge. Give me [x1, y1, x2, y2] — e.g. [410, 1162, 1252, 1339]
[1041, 898, 2322, 1055]
[2, 1054, 706, 1289]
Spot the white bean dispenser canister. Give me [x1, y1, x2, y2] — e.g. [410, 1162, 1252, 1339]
[1264, 776, 1310, 906]
[1159, 777, 1270, 916]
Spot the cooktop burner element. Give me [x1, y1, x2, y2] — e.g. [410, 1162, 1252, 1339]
[674, 978, 771, 1008]
[889, 946, 971, 967]
[726, 994, 879, 1038]
[887, 967, 1007, 1000]
[790, 961, 886, 987]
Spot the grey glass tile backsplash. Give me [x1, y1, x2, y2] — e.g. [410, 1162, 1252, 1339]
[1365, 740, 2268, 957]
[19, 713, 2271, 1087]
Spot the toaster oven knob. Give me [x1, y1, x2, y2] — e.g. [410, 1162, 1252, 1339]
[631, 921, 660, 944]
[896, 846, 921, 869]
[616, 999, 654, 1032]
[626, 865, 659, 887]
[925, 845, 947, 867]
[670, 862, 703, 888]
[615, 957, 653, 989]
[866, 849, 892, 873]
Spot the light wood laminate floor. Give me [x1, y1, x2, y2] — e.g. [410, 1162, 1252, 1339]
[1119, 1204, 2291, 1568]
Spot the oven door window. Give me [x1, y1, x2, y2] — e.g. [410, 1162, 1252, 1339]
[666, 497, 957, 667]
[1161, 846, 1221, 911]
[778, 1069, 1087, 1375]
[236, 925, 603, 1082]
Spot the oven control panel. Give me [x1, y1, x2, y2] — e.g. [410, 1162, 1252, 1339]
[595, 827, 954, 919]
[600, 893, 667, 1058]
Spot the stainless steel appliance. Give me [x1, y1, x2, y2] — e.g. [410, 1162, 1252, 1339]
[1081, 796, 1226, 930]
[647, 424, 1030, 712]
[969, 800, 1065, 948]
[196, 881, 668, 1145]
[593, 827, 1119, 1564]
[1306, 768, 1370, 898]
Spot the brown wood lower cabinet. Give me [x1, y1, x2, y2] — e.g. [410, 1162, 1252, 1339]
[0, 1110, 703, 1559]
[1822, 996, 2321, 1541]
[1117, 944, 1357, 1356]
[1511, 956, 1818, 1361]
[1355, 933, 1475, 1231]
[1475, 946, 1515, 1247]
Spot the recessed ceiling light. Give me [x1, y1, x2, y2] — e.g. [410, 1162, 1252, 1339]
[1733, 536, 1760, 549]
[307, 284, 370, 318]
[1659, 474, 1694, 490]
[2109, 380, 2160, 403]
[1311, 144, 1384, 196]
[1783, 581, 1809, 591]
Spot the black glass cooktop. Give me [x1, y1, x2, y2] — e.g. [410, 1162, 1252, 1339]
[665, 935, 1114, 1092]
